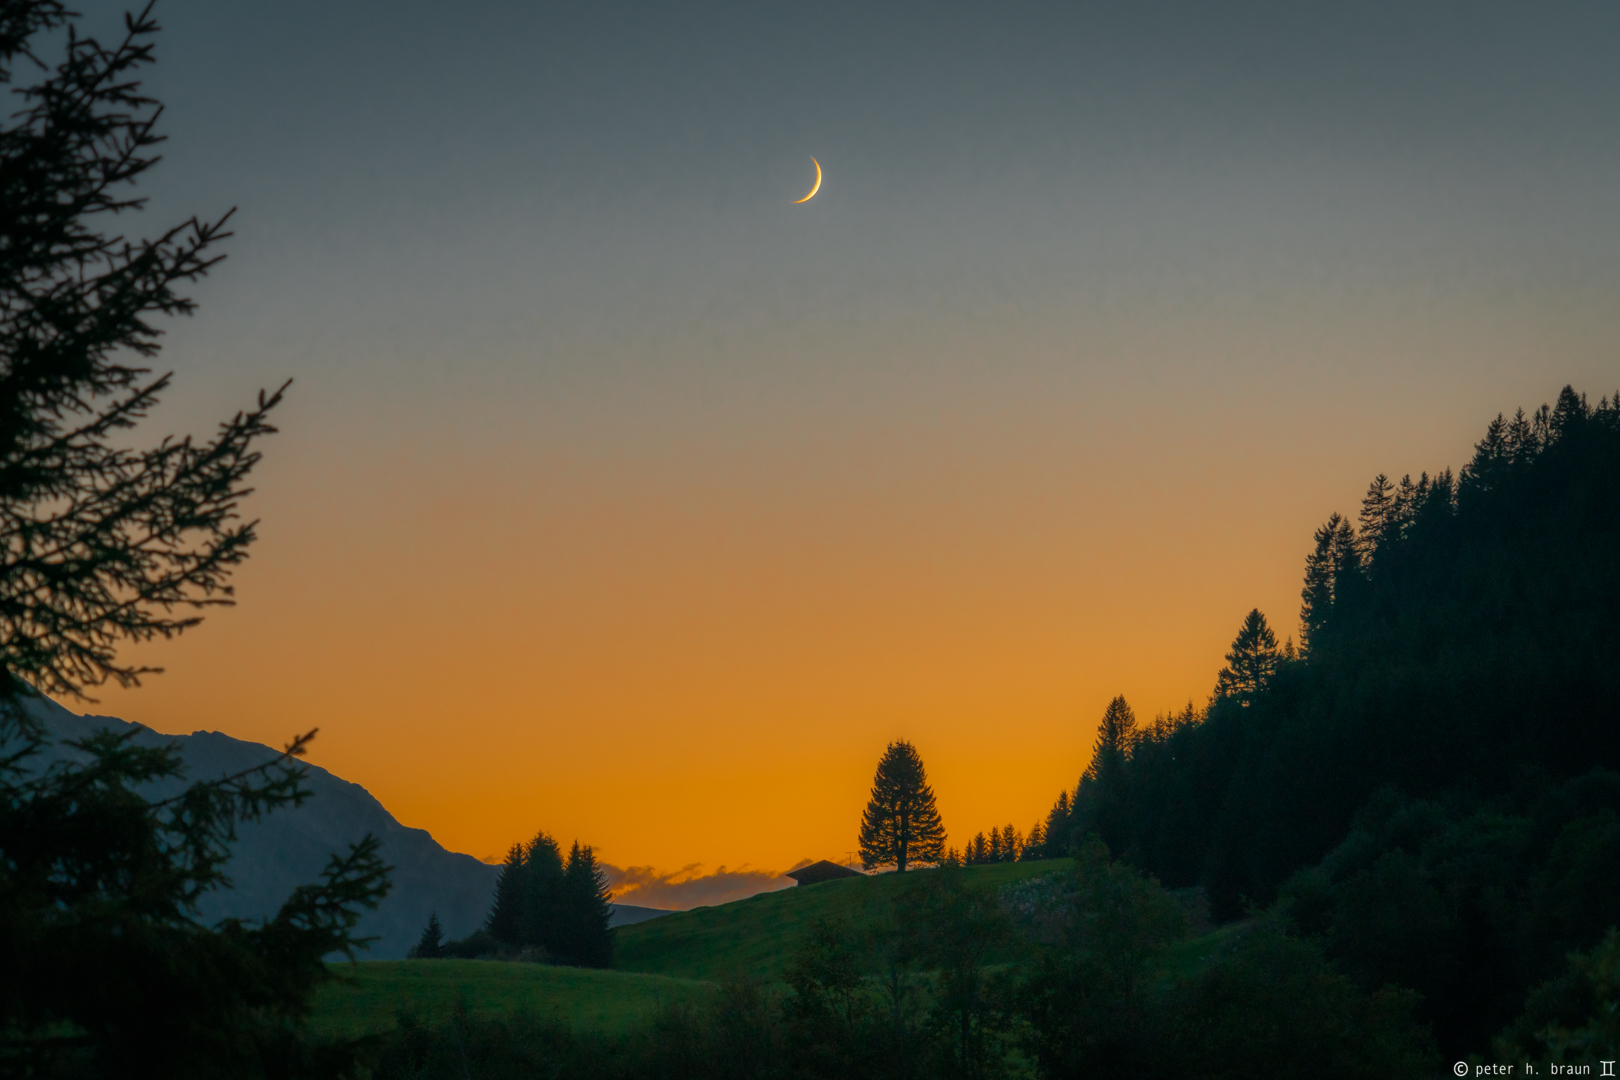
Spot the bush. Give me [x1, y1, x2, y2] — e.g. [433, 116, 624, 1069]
[1496, 928, 1620, 1065]
[1163, 925, 1438, 1080]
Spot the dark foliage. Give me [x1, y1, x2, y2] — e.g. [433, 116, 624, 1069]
[1013, 840, 1185, 1077]
[0, 0, 286, 704]
[1211, 608, 1282, 707]
[438, 927, 496, 959]
[859, 740, 947, 873]
[409, 911, 444, 959]
[482, 829, 614, 967]
[962, 825, 1025, 866]
[1495, 928, 1620, 1063]
[0, 712, 391, 1077]
[1155, 926, 1436, 1080]
[560, 840, 614, 968]
[0, 2, 393, 1075]
[1270, 775, 1620, 1057]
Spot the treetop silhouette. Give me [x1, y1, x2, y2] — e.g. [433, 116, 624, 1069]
[858, 740, 946, 872]
[1213, 608, 1280, 707]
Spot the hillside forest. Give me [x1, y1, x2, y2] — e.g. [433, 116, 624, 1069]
[1026, 384, 1620, 1058]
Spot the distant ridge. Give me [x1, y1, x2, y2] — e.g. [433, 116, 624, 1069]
[19, 697, 670, 957]
[607, 904, 674, 927]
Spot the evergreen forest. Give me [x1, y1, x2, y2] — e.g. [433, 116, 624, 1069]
[1027, 385, 1620, 1059]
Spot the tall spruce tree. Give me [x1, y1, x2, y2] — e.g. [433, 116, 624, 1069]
[1075, 695, 1139, 856]
[486, 841, 526, 946]
[411, 912, 444, 959]
[1039, 788, 1073, 857]
[858, 740, 946, 872]
[1300, 514, 1362, 655]
[1461, 416, 1511, 498]
[1504, 408, 1537, 465]
[521, 831, 566, 955]
[560, 841, 614, 968]
[1083, 696, 1138, 784]
[1300, 514, 1341, 655]
[1213, 609, 1281, 707]
[1358, 473, 1396, 563]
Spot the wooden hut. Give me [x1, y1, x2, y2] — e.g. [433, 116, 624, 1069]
[786, 860, 864, 886]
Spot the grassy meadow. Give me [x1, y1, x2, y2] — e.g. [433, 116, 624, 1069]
[310, 960, 712, 1039]
[314, 860, 1078, 1036]
[613, 858, 1074, 982]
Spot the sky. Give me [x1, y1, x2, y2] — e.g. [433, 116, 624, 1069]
[49, 1, 1620, 902]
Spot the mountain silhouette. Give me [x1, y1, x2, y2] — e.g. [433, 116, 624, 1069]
[22, 696, 667, 958]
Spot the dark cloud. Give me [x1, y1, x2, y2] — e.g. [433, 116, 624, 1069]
[602, 862, 795, 910]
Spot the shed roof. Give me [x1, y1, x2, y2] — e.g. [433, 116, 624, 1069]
[786, 860, 865, 885]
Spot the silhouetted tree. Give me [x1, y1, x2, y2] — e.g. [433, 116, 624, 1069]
[1358, 473, 1396, 564]
[411, 912, 445, 959]
[521, 830, 566, 955]
[1084, 696, 1138, 785]
[560, 841, 614, 967]
[1065, 696, 1142, 860]
[1213, 609, 1280, 707]
[1460, 416, 1511, 498]
[1025, 820, 1046, 858]
[1300, 515, 1340, 654]
[0, 5, 388, 1075]
[0, 1, 286, 705]
[1299, 514, 1361, 655]
[1504, 407, 1538, 464]
[858, 740, 946, 872]
[0, 721, 391, 1076]
[486, 841, 526, 946]
[1037, 788, 1073, 858]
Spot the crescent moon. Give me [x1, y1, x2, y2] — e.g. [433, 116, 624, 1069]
[793, 157, 822, 203]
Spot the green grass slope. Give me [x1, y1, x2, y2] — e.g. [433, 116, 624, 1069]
[312, 862, 1246, 1039]
[613, 859, 1074, 982]
[310, 960, 712, 1038]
